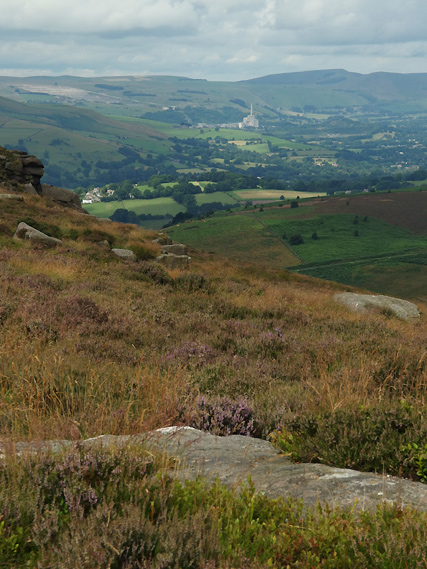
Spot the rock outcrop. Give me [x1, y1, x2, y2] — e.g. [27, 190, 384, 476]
[111, 248, 137, 261]
[40, 184, 82, 210]
[1, 151, 44, 193]
[152, 233, 173, 246]
[4, 427, 427, 514]
[161, 244, 188, 256]
[0, 146, 85, 212]
[13, 222, 62, 248]
[156, 253, 191, 269]
[334, 292, 420, 320]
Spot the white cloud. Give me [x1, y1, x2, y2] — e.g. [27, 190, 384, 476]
[1, 0, 427, 79]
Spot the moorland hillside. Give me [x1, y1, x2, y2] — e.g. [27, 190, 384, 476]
[2, 150, 427, 566]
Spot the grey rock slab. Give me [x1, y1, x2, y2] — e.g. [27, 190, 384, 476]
[0, 194, 24, 201]
[147, 428, 427, 512]
[4, 428, 427, 513]
[13, 222, 62, 247]
[111, 248, 137, 261]
[334, 292, 420, 320]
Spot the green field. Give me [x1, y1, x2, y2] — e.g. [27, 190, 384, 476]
[232, 190, 326, 201]
[195, 191, 238, 205]
[167, 213, 300, 268]
[163, 195, 427, 300]
[259, 210, 427, 264]
[84, 197, 184, 218]
[296, 253, 427, 302]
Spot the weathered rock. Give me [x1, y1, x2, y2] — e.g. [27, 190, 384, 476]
[5, 427, 427, 514]
[40, 184, 82, 210]
[161, 244, 188, 256]
[156, 254, 191, 269]
[0, 194, 24, 201]
[24, 183, 38, 195]
[96, 240, 111, 249]
[334, 292, 420, 320]
[152, 232, 173, 246]
[111, 248, 137, 261]
[13, 222, 62, 247]
[4, 152, 44, 192]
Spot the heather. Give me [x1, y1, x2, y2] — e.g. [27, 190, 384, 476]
[2, 191, 427, 565]
[4, 447, 427, 568]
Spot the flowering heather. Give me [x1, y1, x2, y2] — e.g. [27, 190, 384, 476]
[164, 341, 218, 368]
[188, 396, 257, 437]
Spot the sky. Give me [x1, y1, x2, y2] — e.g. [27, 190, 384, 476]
[2, 0, 427, 80]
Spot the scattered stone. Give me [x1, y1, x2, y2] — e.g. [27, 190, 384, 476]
[334, 292, 420, 320]
[96, 240, 111, 249]
[13, 222, 62, 247]
[156, 253, 191, 269]
[0, 194, 24, 201]
[111, 248, 137, 261]
[161, 244, 188, 255]
[5, 427, 427, 514]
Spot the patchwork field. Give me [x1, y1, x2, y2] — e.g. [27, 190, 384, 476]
[166, 191, 427, 299]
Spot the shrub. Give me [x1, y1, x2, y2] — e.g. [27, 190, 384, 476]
[290, 201, 299, 208]
[175, 273, 210, 293]
[289, 234, 304, 245]
[311, 231, 318, 240]
[130, 244, 156, 261]
[273, 405, 427, 479]
[138, 262, 174, 285]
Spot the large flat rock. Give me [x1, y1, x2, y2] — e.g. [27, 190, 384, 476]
[5, 427, 427, 513]
[334, 292, 420, 320]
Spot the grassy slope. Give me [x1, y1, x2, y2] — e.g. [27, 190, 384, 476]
[167, 212, 300, 268]
[165, 192, 427, 300]
[3, 187, 427, 566]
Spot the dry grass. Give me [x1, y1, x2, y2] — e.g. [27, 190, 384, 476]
[1, 192, 427, 447]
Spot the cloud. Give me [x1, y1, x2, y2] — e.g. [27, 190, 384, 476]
[1, 0, 427, 79]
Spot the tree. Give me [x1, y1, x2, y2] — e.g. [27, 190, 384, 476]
[289, 234, 304, 245]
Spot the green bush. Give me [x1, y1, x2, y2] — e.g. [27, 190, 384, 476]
[274, 405, 427, 478]
[289, 233, 304, 245]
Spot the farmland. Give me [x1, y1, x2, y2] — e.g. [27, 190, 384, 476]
[166, 190, 427, 301]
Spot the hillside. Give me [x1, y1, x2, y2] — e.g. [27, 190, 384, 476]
[3, 152, 427, 565]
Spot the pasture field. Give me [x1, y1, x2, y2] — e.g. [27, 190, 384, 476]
[259, 209, 427, 264]
[232, 189, 327, 201]
[165, 191, 427, 298]
[85, 192, 238, 219]
[295, 252, 427, 303]
[195, 191, 238, 205]
[167, 214, 300, 268]
[84, 197, 184, 218]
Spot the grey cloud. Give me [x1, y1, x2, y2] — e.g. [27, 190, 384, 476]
[1, 0, 427, 79]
